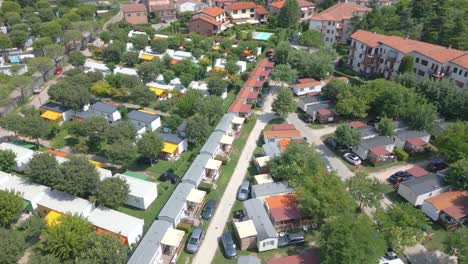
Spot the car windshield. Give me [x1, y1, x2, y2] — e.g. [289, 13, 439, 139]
[240, 189, 248, 194]
[189, 237, 198, 243]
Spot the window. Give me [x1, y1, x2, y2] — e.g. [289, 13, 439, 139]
[250, 14, 254, 17]
[415, 57, 420, 63]
[465, 71, 467, 77]
[326, 30, 330, 33]
[459, 70, 463, 76]
[234, 10, 238, 14]
[417, 70, 425, 76]
[242, 9, 246, 13]
[250, 8, 254, 12]
[328, 21, 331, 25]
[359, 54, 362, 58]
[325, 37, 329, 41]
[332, 30, 334, 34]
[361, 44, 364, 49]
[453, 67, 458, 74]
[137, 12, 141, 16]
[357, 63, 360, 67]
[127, 14, 131, 17]
[421, 59, 428, 66]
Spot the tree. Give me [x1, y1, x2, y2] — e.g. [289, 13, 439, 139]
[57, 156, 100, 197]
[105, 120, 137, 144]
[335, 124, 361, 148]
[137, 60, 164, 83]
[336, 90, 370, 118]
[32, 37, 53, 55]
[1, 1, 21, 13]
[99, 31, 110, 44]
[137, 132, 164, 165]
[68, 51, 85, 67]
[176, 89, 203, 117]
[321, 78, 350, 101]
[444, 228, 468, 264]
[195, 96, 223, 125]
[96, 178, 129, 209]
[129, 86, 156, 106]
[435, 121, 468, 162]
[9, 29, 28, 48]
[270, 64, 297, 87]
[25, 153, 61, 187]
[150, 39, 168, 54]
[0, 190, 23, 228]
[131, 34, 149, 50]
[27, 57, 55, 81]
[79, 116, 110, 145]
[0, 149, 16, 173]
[102, 44, 122, 64]
[375, 203, 430, 251]
[320, 214, 386, 264]
[398, 55, 414, 73]
[299, 30, 323, 48]
[8, 75, 32, 102]
[0, 228, 26, 264]
[44, 44, 65, 66]
[445, 159, 468, 191]
[28, 254, 61, 264]
[0, 113, 24, 137]
[379, 116, 394, 136]
[77, 233, 130, 263]
[347, 172, 382, 210]
[274, 41, 290, 64]
[404, 101, 436, 130]
[225, 60, 240, 75]
[21, 115, 50, 144]
[272, 88, 296, 118]
[277, 0, 300, 28]
[39, 21, 62, 39]
[186, 114, 211, 145]
[40, 214, 94, 262]
[121, 51, 139, 67]
[104, 139, 138, 168]
[207, 77, 227, 97]
[48, 77, 93, 110]
[91, 80, 113, 97]
[0, 34, 12, 51]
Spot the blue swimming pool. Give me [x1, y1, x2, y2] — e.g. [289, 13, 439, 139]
[253, 32, 274, 41]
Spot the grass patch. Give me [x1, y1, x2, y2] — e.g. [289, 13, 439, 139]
[423, 222, 452, 252]
[308, 123, 326, 129]
[264, 117, 286, 131]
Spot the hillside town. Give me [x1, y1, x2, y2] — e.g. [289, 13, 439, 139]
[0, 0, 466, 264]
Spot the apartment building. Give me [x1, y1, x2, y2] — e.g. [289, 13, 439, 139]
[122, 3, 148, 24]
[309, 3, 371, 45]
[142, 0, 177, 21]
[339, 0, 395, 7]
[189, 7, 229, 36]
[268, 0, 315, 21]
[348, 30, 468, 89]
[224, 2, 258, 24]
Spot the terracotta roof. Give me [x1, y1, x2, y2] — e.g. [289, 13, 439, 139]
[297, 78, 316, 83]
[265, 193, 297, 209]
[267, 253, 319, 264]
[228, 99, 252, 113]
[192, 15, 221, 26]
[297, 0, 314, 7]
[264, 129, 301, 139]
[239, 103, 252, 113]
[425, 191, 468, 211]
[200, 6, 225, 17]
[122, 3, 147, 13]
[351, 30, 467, 64]
[443, 205, 468, 220]
[369, 146, 390, 156]
[256, 4, 267, 15]
[252, 67, 269, 77]
[278, 138, 291, 151]
[46, 149, 70, 158]
[244, 78, 264, 88]
[406, 137, 427, 147]
[450, 53, 468, 69]
[270, 206, 306, 222]
[406, 166, 429, 178]
[309, 3, 371, 21]
[317, 108, 332, 115]
[269, 1, 284, 9]
[337, 76, 349, 82]
[272, 124, 296, 131]
[294, 80, 322, 89]
[238, 87, 259, 99]
[226, 1, 257, 10]
[350, 121, 367, 128]
[258, 58, 275, 68]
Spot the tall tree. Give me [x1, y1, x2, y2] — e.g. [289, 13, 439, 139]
[379, 116, 395, 136]
[9, 75, 32, 102]
[0, 113, 23, 137]
[44, 44, 65, 67]
[445, 158, 468, 191]
[96, 178, 129, 209]
[27, 57, 55, 81]
[435, 122, 468, 162]
[272, 88, 296, 118]
[77, 233, 130, 263]
[104, 139, 138, 168]
[68, 51, 85, 67]
[207, 77, 227, 97]
[130, 34, 149, 50]
[0, 228, 26, 264]
[20, 115, 50, 144]
[0, 190, 23, 228]
[150, 39, 168, 54]
[277, 0, 300, 28]
[195, 96, 223, 125]
[347, 172, 382, 210]
[25, 153, 61, 187]
[335, 124, 362, 148]
[273, 41, 290, 64]
[270, 64, 297, 88]
[398, 55, 414, 74]
[0, 149, 16, 173]
[404, 101, 436, 130]
[299, 30, 323, 48]
[57, 156, 100, 197]
[444, 228, 468, 264]
[137, 60, 164, 83]
[186, 114, 211, 145]
[137, 132, 164, 165]
[322, 79, 350, 101]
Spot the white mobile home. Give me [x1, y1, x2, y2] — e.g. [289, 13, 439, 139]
[0, 174, 50, 210]
[244, 198, 278, 252]
[0, 143, 34, 172]
[114, 174, 158, 210]
[397, 173, 449, 206]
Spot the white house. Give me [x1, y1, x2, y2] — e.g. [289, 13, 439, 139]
[127, 220, 171, 264]
[292, 78, 326, 96]
[114, 174, 158, 210]
[83, 59, 111, 75]
[0, 143, 34, 172]
[96, 167, 113, 180]
[158, 182, 194, 227]
[213, 58, 247, 74]
[87, 205, 144, 246]
[189, 80, 227, 99]
[159, 132, 188, 160]
[224, 2, 258, 24]
[127, 110, 162, 135]
[113, 66, 138, 76]
[0, 174, 50, 210]
[251, 181, 294, 199]
[37, 189, 96, 218]
[244, 198, 278, 252]
[421, 191, 468, 221]
[397, 173, 450, 206]
[176, 0, 208, 13]
[74, 101, 121, 123]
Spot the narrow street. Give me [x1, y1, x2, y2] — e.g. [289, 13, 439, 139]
[192, 93, 277, 264]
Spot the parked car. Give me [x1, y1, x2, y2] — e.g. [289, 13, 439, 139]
[427, 159, 449, 172]
[299, 113, 314, 123]
[262, 86, 270, 95]
[186, 228, 203, 254]
[278, 233, 305, 248]
[54, 67, 63, 75]
[256, 97, 265, 108]
[33, 86, 42, 94]
[343, 153, 361, 166]
[367, 117, 381, 126]
[159, 172, 178, 184]
[388, 171, 412, 184]
[237, 181, 250, 201]
[221, 232, 237, 258]
[201, 199, 217, 220]
[325, 137, 346, 151]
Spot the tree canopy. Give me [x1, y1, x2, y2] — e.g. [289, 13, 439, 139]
[272, 87, 296, 118]
[0, 190, 23, 228]
[435, 121, 468, 162]
[347, 172, 382, 210]
[96, 178, 130, 209]
[445, 158, 468, 191]
[277, 0, 300, 28]
[335, 124, 361, 148]
[137, 132, 164, 165]
[0, 149, 16, 173]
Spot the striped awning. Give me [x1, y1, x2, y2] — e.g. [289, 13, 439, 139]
[41, 110, 62, 121]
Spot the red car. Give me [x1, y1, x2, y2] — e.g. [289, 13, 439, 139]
[54, 67, 63, 75]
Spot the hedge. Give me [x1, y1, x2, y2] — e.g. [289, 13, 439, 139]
[198, 182, 212, 193]
[177, 222, 192, 233]
[394, 148, 409, 161]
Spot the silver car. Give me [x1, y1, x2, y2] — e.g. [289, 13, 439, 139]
[237, 180, 250, 201]
[186, 228, 203, 254]
[344, 153, 361, 166]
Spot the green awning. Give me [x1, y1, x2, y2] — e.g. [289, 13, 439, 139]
[22, 200, 30, 210]
[122, 170, 149, 181]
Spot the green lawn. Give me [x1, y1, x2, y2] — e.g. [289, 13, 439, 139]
[308, 123, 326, 129]
[423, 223, 452, 252]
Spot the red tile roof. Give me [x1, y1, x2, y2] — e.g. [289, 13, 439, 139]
[278, 138, 291, 151]
[350, 121, 367, 128]
[264, 129, 301, 139]
[265, 194, 297, 209]
[317, 108, 332, 116]
[443, 205, 468, 221]
[369, 146, 390, 156]
[226, 1, 257, 10]
[46, 149, 70, 158]
[309, 3, 371, 21]
[425, 191, 468, 211]
[294, 80, 322, 89]
[228, 99, 252, 113]
[297, 78, 317, 84]
[269, 0, 284, 9]
[298, 0, 314, 8]
[267, 253, 319, 264]
[192, 15, 221, 26]
[270, 206, 306, 222]
[239, 103, 252, 113]
[406, 166, 429, 178]
[256, 4, 267, 15]
[272, 124, 296, 131]
[258, 58, 275, 68]
[200, 6, 225, 17]
[238, 88, 259, 99]
[406, 137, 427, 147]
[252, 67, 269, 77]
[451, 53, 468, 68]
[122, 3, 147, 13]
[351, 30, 467, 64]
[244, 78, 264, 88]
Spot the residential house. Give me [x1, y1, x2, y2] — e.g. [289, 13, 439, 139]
[254, 174, 274, 185]
[298, 95, 329, 112]
[128, 110, 162, 135]
[127, 220, 186, 264]
[39, 102, 74, 123]
[348, 30, 468, 87]
[421, 191, 468, 222]
[350, 121, 380, 139]
[83, 59, 111, 75]
[238, 87, 260, 103]
[255, 4, 268, 22]
[37, 189, 96, 218]
[251, 181, 294, 199]
[406, 166, 430, 178]
[189, 7, 228, 36]
[234, 219, 258, 250]
[214, 58, 247, 74]
[339, 0, 395, 7]
[0, 143, 34, 172]
[309, 3, 371, 45]
[158, 182, 205, 226]
[243, 198, 278, 252]
[397, 173, 449, 206]
[262, 142, 282, 157]
[244, 77, 265, 92]
[257, 58, 275, 72]
[224, 2, 259, 24]
[0, 174, 50, 210]
[122, 3, 148, 24]
[264, 194, 313, 232]
[351, 136, 395, 161]
[213, 0, 237, 8]
[228, 99, 253, 117]
[268, 0, 315, 21]
[142, 0, 177, 21]
[159, 132, 188, 160]
[200, 131, 224, 158]
[73, 102, 121, 123]
[263, 128, 302, 143]
[189, 80, 227, 99]
[114, 174, 158, 210]
[182, 153, 222, 186]
[87, 205, 144, 246]
[393, 130, 431, 152]
[214, 113, 236, 135]
[267, 253, 320, 264]
[251, 66, 270, 81]
[176, 0, 207, 13]
[114, 66, 138, 76]
[292, 78, 324, 96]
[254, 156, 272, 173]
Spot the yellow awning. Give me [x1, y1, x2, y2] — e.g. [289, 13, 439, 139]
[140, 54, 155, 61]
[41, 110, 62, 121]
[162, 142, 178, 154]
[149, 87, 165, 96]
[138, 109, 157, 115]
[88, 160, 104, 168]
[45, 211, 62, 226]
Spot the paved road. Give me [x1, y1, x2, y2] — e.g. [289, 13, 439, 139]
[192, 93, 277, 264]
[29, 64, 73, 109]
[287, 113, 354, 180]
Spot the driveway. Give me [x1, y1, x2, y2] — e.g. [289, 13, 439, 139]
[192, 93, 277, 264]
[287, 113, 354, 180]
[29, 64, 73, 109]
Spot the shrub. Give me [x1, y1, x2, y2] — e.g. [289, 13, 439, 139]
[177, 222, 192, 233]
[198, 182, 212, 193]
[394, 148, 409, 161]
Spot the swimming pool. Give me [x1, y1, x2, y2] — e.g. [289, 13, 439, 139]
[253, 32, 274, 41]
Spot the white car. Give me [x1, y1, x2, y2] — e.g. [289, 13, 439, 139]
[344, 153, 361, 166]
